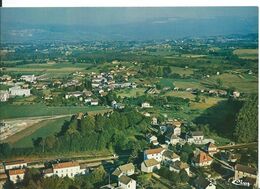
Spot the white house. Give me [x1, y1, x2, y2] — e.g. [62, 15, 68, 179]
[204, 142, 218, 155]
[8, 169, 25, 183]
[20, 75, 36, 83]
[165, 132, 179, 145]
[144, 148, 165, 162]
[5, 160, 27, 170]
[118, 175, 136, 189]
[141, 102, 152, 108]
[162, 150, 180, 165]
[194, 176, 216, 189]
[169, 160, 190, 176]
[141, 159, 161, 173]
[52, 161, 84, 178]
[188, 131, 204, 144]
[0, 90, 9, 102]
[146, 134, 159, 146]
[90, 99, 99, 106]
[9, 86, 30, 97]
[112, 163, 135, 177]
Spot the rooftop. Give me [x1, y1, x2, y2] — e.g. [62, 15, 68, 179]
[9, 169, 25, 175]
[143, 159, 160, 167]
[53, 161, 79, 169]
[144, 148, 164, 155]
[119, 175, 132, 185]
[235, 164, 257, 175]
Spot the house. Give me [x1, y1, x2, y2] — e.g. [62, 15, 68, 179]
[232, 91, 240, 98]
[162, 150, 180, 165]
[193, 176, 216, 189]
[5, 160, 27, 170]
[52, 161, 84, 178]
[188, 131, 204, 144]
[9, 86, 31, 97]
[112, 163, 135, 177]
[165, 132, 179, 145]
[118, 175, 136, 189]
[194, 151, 213, 167]
[83, 90, 92, 97]
[42, 168, 54, 178]
[141, 102, 152, 108]
[90, 99, 99, 106]
[144, 148, 165, 162]
[8, 169, 25, 183]
[204, 142, 218, 155]
[0, 90, 9, 102]
[20, 75, 36, 83]
[146, 134, 159, 146]
[151, 117, 158, 125]
[169, 160, 190, 175]
[0, 173, 7, 189]
[141, 159, 161, 173]
[65, 91, 83, 99]
[234, 164, 257, 187]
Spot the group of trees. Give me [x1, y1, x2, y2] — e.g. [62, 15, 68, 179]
[31, 108, 150, 155]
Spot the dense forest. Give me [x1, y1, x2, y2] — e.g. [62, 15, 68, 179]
[0, 109, 150, 158]
[234, 94, 258, 143]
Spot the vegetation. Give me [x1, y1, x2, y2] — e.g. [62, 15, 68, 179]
[234, 94, 258, 143]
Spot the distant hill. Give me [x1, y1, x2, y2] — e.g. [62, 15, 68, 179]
[1, 16, 258, 43]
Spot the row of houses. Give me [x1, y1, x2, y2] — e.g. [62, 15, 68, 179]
[0, 160, 88, 186]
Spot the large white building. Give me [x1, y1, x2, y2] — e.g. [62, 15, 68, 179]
[51, 162, 84, 178]
[8, 169, 25, 184]
[9, 86, 30, 97]
[144, 148, 165, 162]
[5, 160, 27, 170]
[20, 75, 36, 83]
[0, 90, 9, 102]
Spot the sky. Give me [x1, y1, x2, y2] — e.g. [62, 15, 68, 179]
[1, 7, 258, 26]
[0, 7, 258, 41]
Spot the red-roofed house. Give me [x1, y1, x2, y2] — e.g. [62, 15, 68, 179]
[144, 148, 165, 162]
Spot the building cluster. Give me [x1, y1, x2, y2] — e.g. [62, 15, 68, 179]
[0, 160, 88, 187]
[0, 74, 35, 102]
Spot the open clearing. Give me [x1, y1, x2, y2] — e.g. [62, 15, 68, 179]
[12, 117, 69, 148]
[4, 115, 70, 145]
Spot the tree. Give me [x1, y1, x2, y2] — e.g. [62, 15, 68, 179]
[180, 152, 189, 163]
[195, 94, 200, 103]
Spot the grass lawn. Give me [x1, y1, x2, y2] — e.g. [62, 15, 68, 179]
[173, 79, 204, 89]
[116, 88, 146, 98]
[12, 117, 69, 148]
[190, 97, 225, 110]
[0, 103, 110, 119]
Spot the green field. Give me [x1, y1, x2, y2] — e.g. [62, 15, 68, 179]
[12, 117, 68, 148]
[116, 88, 146, 98]
[0, 103, 110, 119]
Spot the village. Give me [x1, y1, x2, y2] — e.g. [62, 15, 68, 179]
[0, 111, 258, 189]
